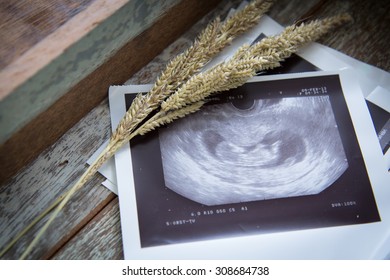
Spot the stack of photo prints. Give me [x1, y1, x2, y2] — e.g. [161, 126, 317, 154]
[88, 7, 390, 259]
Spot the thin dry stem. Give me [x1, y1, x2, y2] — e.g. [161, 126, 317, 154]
[18, 143, 116, 259]
[136, 101, 205, 136]
[0, 194, 64, 258]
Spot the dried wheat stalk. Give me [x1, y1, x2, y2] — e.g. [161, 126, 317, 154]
[161, 14, 352, 111]
[1, 1, 352, 260]
[113, 0, 274, 144]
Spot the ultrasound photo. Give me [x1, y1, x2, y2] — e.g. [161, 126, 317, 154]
[159, 96, 348, 205]
[126, 74, 380, 248]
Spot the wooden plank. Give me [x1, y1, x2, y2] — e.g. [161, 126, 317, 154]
[0, 0, 171, 100]
[0, 0, 132, 146]
[268, 0, 323, 25]
[0, 0, 223, 184]
[0, 99, 115, 259]
[0, 0, 95, 70]
[52, 198, 123, 260]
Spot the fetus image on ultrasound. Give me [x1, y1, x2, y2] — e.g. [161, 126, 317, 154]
[159, 95, 348, 206]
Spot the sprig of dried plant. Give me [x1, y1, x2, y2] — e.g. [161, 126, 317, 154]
[161, 13, 352, 111]
[113, 0, 274, 145]
[0, 0, 352, 260]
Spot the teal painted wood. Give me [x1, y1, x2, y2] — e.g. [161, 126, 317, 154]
[0, 0, 180, 145]
[0, 0, 95, 70]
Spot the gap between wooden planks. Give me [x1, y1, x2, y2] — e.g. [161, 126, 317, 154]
[43, 193, 118, 260]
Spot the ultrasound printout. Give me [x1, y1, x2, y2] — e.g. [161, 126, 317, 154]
[159, 95, 348, 206]
[125, 74, 380, 248]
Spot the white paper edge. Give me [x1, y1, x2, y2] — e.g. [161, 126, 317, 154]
[366, 86, 390, 113]
[102, 179, 117, 195]
[86, 140, 118, 193]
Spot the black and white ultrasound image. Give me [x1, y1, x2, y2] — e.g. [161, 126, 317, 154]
[126, 75, 380, 248]
[159, 96, 348, 205]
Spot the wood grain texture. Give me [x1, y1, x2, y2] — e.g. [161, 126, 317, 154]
[0, 0, 176, 101]
[268, 0, 321, 25]
[0, 100, 114, 259]
[52, 197, 123, 260]
[1, 0, 389, 260]
[0, 0, 222, 184]
[0, 0, 183, 151]
[0, 0, 95, 70]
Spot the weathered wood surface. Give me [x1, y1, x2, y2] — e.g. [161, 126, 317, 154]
[0, 99, 115, 259]
[0, 0, 130, 147]
[307, 0, 390, 71]
[52, 197, 123, 260]
[1, 0, 389, 260]
[0, 0, 95, 70]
